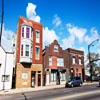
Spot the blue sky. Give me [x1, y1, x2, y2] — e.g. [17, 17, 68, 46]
[0, 0, 100, 59]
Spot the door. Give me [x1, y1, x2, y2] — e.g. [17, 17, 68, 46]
[38, 74, 41, 86]
[31, 71, 35, 87]
[46, 72, 49, 85]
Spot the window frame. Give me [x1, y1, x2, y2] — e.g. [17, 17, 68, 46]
[36, 31, 40, 43]
[25, 45, 29, 57]
[2, 75, 9, 82]
[72, 56, 76, 64]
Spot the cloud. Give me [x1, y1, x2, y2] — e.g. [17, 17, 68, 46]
[43, 27, 59, 47]
[97, 49, 100, 53]
[1, 24, 15, 52]
[85, 27, 99, 45]
[62, 35, 75, 49]
[79, 47, 85, 52]
[66, 23, 87, 43]
[26, 3, 41, 22]
[52, 14, 62, 27]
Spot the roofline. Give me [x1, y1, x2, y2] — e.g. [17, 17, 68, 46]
[19, 16, 43, 26]
[66, 48, 84, 52]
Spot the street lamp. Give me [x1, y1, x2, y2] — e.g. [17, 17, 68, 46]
[88, 39, 99, 83]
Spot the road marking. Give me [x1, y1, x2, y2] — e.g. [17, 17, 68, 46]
[50, 90, 100, 100]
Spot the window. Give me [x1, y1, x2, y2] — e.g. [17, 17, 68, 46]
[31, 46, 32, 58]
[26, 27, 30, 38]
[22, 72, 28, 80]
[25, 45, 29, 56]
[49, 56, 52, 66]
[57, 58, 64, 66]
[61, 72, 65, 81]
[72, 56, 76, 64]
[54, 45, 58, 52]
[79, 57, 82, 65]
[51, 72, 56, 82]
[2, 75, 9, 82]
[21, 45, 23, 56]
[22, 27, 24, 38]
[79, 73, 81, 78]
[35, 47, 39, 60]
[36, 31, 40, 43]
[76, 68, 78, 72]
[76, 73, 78, 77]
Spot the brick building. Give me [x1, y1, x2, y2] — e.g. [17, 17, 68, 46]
[43, 40, 66, 85]
[15, 16, 43, 88]
[66, 48, 85, 82]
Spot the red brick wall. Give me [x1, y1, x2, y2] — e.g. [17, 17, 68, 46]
[16, 16, 43, 64]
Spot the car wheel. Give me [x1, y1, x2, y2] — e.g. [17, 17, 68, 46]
[80, 83, 82, 86]
[71, 84, 74, 88]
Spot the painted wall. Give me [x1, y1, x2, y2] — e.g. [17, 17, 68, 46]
[0, 46, 13, 90]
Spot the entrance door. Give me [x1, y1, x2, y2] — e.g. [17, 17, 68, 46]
[31, 71, 35, 87]
[46, 72, 49, 85]
[38, 74, 41, 86]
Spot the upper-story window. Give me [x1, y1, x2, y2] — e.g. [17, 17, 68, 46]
[49, 56, 52, 66]
[21, 45, 23, 56]
[79, 57, 82, 65]
[22, 27, 24, 38]
[35, 47, 40, 60]
[57, 58, 64, 67]
[36, 31, 40, 43]
[26, 27, 30, 38]
[21, 26, 31, 39]
[72, 56, 76, 64]
[25, 45, 29, 56]
[54, 45, 58, 52]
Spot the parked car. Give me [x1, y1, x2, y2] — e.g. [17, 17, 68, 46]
[65, 77, 83, 88]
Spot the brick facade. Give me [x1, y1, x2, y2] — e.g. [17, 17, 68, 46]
[66, 48, 85, 81]
[16, 16, 43, 88]
[43, 40, 66, 85]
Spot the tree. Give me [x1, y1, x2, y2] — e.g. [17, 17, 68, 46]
[86, 53, 100, 76]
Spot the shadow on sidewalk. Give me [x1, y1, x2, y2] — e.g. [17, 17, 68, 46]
[22, 93, 27, 100]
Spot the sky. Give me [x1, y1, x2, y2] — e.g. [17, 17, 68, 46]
[0, 0, 100, 61]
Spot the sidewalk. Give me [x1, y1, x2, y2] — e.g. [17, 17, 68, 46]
[0, 82, 98, 95]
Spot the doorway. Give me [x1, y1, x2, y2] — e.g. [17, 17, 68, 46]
[31, 71, 35, 87]
[38, 71, 41, 86]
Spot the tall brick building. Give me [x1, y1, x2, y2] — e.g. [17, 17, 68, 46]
[43, 40, 66, 85]
[15, 16, 43, 88]
[66, 48, 85, 82]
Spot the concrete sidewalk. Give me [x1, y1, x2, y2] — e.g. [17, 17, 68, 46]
[0, 82, 98, 95]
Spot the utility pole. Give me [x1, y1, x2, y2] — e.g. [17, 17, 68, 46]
[0, 0, 4, 46]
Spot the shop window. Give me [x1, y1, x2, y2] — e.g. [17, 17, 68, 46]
[51, 72, 56, 82]
[2, 75, 9, 82]
[61, 72, 65, 81]
[22, 72, 28, 80]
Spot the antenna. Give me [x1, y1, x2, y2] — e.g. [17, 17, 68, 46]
[0, 0, 4, 46]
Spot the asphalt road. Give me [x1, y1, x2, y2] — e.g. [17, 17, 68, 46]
[0, 84, 100, 100]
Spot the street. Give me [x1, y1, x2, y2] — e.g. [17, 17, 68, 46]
[0, 84, 100, 100]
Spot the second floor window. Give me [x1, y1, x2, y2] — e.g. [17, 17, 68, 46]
[79, 57, 82, 64]
[49, 56, 52, 66]
[72, 56, 76, 64]
[35, 47, 39, 60]
[25, 45, 29, 56]
[22, 27, 24, 38]
[26, 27, 30, 38]
[36, 31, 40, 43]
[54, 45, 58, 52]
[57, 58, 64, 66]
